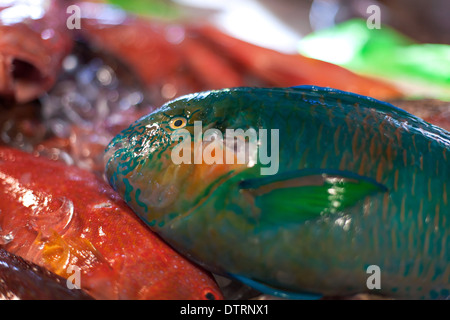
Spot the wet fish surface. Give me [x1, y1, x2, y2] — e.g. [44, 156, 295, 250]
[0, 146, 222, 300]
[105, 86, 450, 299]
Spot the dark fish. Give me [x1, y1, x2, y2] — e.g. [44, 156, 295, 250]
[0, 248, 93, 300]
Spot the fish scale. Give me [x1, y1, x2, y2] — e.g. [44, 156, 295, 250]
[105, 86, 449, 299]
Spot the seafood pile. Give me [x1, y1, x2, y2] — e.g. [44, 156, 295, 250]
[0, 0, 448, 300]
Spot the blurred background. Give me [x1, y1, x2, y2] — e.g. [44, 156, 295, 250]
[109, 0, 450, 46]
[0, 0, 449, 300]
[105, 0, 450, 100]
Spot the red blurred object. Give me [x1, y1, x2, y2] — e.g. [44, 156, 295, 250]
[0, 147, 223, 300]
[80, 2, 401, 102]
[0, 0, 72, 103]
[193, 25, 402, 100]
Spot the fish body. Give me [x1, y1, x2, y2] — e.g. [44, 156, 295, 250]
[105, 86, 450, 299]
[0, 147, 222, 300]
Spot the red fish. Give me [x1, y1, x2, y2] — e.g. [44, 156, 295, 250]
[193, 25, 403, 100]
[0, 147, 223, 300]
[0, 0, 72, 103]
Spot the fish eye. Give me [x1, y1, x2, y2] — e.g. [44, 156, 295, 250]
[169, 117, 187, 130]
[204, 291, 216, 300]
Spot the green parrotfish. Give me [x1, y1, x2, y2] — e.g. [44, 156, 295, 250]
[105, 86, 450, 299]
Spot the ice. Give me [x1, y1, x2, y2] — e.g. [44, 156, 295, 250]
[38, 42, 154, 174]
[29, 196, 74, 238]
[0, 230, 14, 245]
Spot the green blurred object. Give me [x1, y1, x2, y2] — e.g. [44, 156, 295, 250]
[298, 19, 450, 100]
[107, 0, 179, 19]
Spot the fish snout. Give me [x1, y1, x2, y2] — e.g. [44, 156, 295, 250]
[104, 135, 130, 190]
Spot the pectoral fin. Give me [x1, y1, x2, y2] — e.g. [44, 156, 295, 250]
[239, 169, 387, 224]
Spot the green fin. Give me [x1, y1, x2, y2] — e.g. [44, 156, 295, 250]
[239, 169, 387, 224]
[231, 274, 322, 300]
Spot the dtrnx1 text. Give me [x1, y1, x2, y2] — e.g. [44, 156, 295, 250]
[225, 304, 268, 315]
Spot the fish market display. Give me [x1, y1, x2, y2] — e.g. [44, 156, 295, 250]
[0, 1, 403, 176]
[0, 147, 222, 300]
[0, 0, 72, 103]
[105, 86, 450, 300]
[0, 248, 94, 300]
[0, 0, 448, 301]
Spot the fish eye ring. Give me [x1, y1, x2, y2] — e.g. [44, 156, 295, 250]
[169, 117, 187, 129]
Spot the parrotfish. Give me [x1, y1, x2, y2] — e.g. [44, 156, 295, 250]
[105, 86, 450, 299]
[0, 147, 222, 300]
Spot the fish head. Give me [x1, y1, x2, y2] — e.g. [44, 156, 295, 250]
[104, 89, 253, 228]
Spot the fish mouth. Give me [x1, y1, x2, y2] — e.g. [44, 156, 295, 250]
[0, 55, 48, 103]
